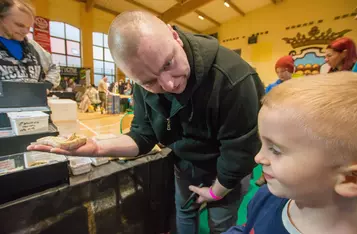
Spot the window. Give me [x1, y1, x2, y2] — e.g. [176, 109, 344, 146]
[50, 22, 81, 67]
[93, 32, 116, 85]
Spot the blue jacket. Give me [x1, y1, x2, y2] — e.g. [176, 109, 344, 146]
[265, 79, 282, 93]
[223, 185, 290, 234]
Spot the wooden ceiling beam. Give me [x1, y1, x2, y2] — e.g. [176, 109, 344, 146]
[94, 4, 120, 16]
[124, 0, 159, 15]
[160, 0, 216, 23]
[77, 0, 201, 33]
[195, 10, 220, 26]
[225, 0, 245, 16]
[86, 0, 96, 11]
[125, 0, 201, 33]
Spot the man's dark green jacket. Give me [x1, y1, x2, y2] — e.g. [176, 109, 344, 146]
[127, 27, 264, 189]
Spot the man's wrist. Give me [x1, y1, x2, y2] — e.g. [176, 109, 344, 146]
[211, 179, 232, 198]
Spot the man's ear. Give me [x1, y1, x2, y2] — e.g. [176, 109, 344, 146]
[335, 164, 357, 198]
[167, 24, 183, 47]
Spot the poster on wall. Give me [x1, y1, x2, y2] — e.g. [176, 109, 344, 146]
[33, 16, 51, 53]
[60, 66, 89, 86]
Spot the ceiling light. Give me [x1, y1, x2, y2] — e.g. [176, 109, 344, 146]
[198, 15, 204, 20]
[224, 1, 230, 7]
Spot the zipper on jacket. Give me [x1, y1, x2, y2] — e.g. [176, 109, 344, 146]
[167, 118, 171, 131]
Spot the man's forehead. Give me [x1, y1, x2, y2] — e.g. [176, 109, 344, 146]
[130, 35, 173, 77]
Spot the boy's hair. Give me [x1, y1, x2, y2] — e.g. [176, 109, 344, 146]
[263, 72, 357, 159]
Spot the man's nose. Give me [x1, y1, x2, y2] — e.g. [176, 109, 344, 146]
[159, 73, 177, 92]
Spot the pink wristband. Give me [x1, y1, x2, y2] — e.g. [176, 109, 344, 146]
[209, 187, 223, 201]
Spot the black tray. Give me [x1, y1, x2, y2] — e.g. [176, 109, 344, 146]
[0, 153, 69, 204]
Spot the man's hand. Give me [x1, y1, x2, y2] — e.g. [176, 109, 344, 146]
[27, 138, 99, 156]
[189, 179, 232, 204]
[188, 185, 215, 204]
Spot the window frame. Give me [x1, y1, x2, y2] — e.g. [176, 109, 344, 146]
[93, 32, 116, 85]
[50, 21, 82, 68]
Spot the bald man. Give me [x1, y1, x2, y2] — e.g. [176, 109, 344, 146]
[28, 11, 264, 234]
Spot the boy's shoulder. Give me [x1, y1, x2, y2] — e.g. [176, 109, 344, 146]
[224, 185, 290, 234]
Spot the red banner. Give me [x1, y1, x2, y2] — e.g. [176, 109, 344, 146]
[33, 16, 51, 53]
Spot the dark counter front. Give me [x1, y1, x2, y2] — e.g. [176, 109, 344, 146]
[0, 148, 175, 234]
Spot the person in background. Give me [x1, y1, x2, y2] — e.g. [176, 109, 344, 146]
[79, 84, 101, 113]
[223, 72, 357, 234]
[118, 80, 125, 94]
[0, 0, 60, 90]
[265, 55, 294, 93]
[124, 79, 132, 95]
[67, 78, 76, 92]
[98, 76, 108, 114]
[108, 81, 118, 94]
[325, 37, 357, 73]
[28, 11, 264, 234]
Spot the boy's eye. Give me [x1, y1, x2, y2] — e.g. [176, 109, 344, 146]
[268, 145, 282, 155]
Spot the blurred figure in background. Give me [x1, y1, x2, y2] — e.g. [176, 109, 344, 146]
[325, 37, 357, 73]
[265, 55, 294, 93]
[98, 76, 108, 114]
[79, 84, 101, 113]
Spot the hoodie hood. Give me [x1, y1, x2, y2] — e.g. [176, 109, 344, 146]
[173, 26, 219, 104]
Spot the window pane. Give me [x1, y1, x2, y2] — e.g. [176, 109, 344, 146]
[65, 24, 80, 42]
[94, 60, 104, 74]
[104, 48, 114, 62]
[94, 74, 103, 86]
[50, 21, 65, 38]
[27, 32, 33, 40]
[106, 75, 114, 83]
[93, 32, 103, 46]
[51, 37, 65, 54]
[93, 46, 103, 60]
[104, 34, 108, 48]
[66, 41, 80, 56]
[52, 54, 66, 66]
[67, 56, 81, 67]
[104, 62, 115, 75]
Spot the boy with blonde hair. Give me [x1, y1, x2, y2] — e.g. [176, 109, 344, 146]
[224, 71, 357, 234]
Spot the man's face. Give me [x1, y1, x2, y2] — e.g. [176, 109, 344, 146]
[0, 6, 33, 41]
[255, 106, 339, 203]
[125, 27, 190, 94]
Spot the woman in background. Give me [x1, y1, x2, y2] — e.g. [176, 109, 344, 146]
[0, 0, 60, 89]
[325, 37, 357, 73]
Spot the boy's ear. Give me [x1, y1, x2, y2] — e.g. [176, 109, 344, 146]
[335, 164, 357, 198]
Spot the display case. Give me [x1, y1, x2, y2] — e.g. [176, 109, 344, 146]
[0, 81, 69, 204]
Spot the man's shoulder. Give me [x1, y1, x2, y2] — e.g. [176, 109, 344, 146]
[212, 46, 257, 87]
